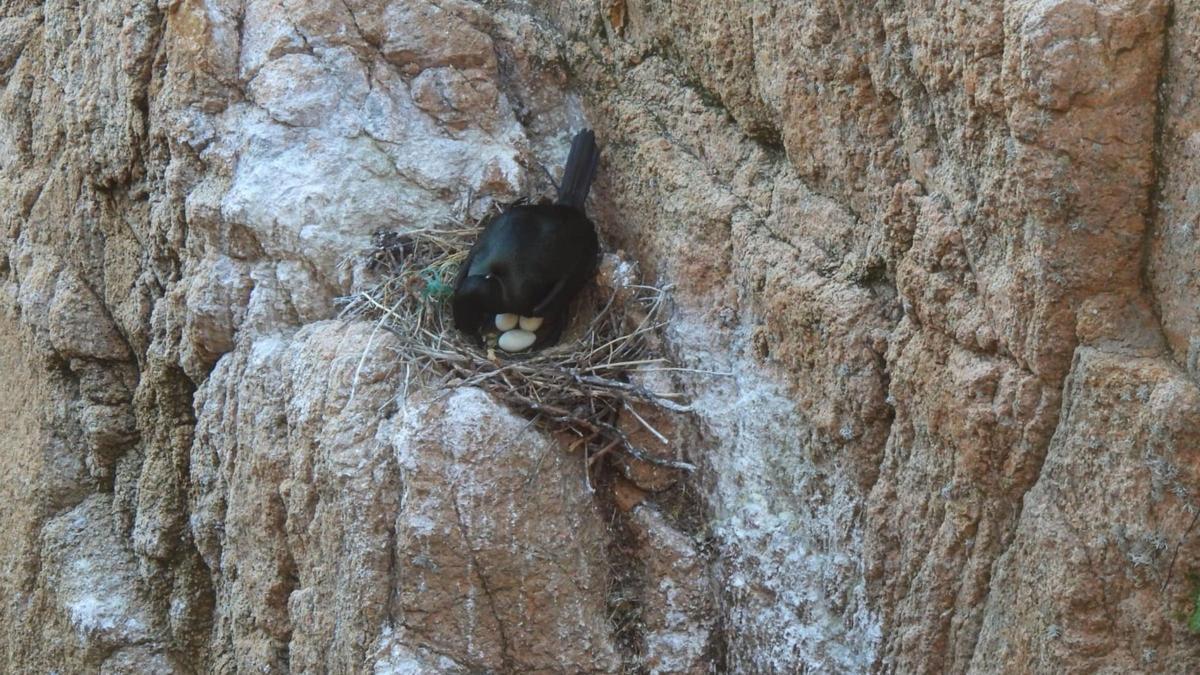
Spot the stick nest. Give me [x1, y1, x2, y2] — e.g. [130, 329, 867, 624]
[339, 213, 696, 476]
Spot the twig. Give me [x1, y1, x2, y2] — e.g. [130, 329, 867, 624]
[624, 403, 669, 445]
[587, 437, 623, 467]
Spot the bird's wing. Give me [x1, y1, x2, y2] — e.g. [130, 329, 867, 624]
[532, 275, 571, 316]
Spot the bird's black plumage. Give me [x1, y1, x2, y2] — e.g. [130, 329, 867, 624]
[452, 130, 601, 348]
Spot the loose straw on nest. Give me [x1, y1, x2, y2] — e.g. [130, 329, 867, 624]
[339, 216, 698, 479]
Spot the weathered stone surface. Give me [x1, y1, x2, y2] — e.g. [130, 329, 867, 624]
[1152, 1, 1200, 381]
[188, 321, 620, 672]
[970, 348, 1200, 673]
[628, 505, 715, 674]
[3, 0, 1200, 672]
[387, 386, 620, 672]
[15, 495, 168, 671]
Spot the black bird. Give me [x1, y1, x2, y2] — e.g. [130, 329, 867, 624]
[452, 130, 601, 349]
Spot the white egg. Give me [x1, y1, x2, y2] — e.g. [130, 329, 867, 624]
[498, 329, 537, 352]
[495, 313, 519, 331]
[519, 316, 544, 331]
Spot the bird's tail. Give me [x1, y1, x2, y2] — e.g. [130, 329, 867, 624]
[555, 129, 599, 209]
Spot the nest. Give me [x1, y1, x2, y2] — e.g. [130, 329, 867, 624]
[339, 210, 698, 482]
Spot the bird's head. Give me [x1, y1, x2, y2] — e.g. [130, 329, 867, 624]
[456, 273, 507, 311]
[452, 272, 508, 334]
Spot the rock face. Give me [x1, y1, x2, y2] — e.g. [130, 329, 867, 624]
[1, 0, 1199, 672]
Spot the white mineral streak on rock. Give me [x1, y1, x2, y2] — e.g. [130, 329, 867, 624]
[669, 316, 881, 672]
[43, 496, 157, 648]
[209, 5, 530, 341]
